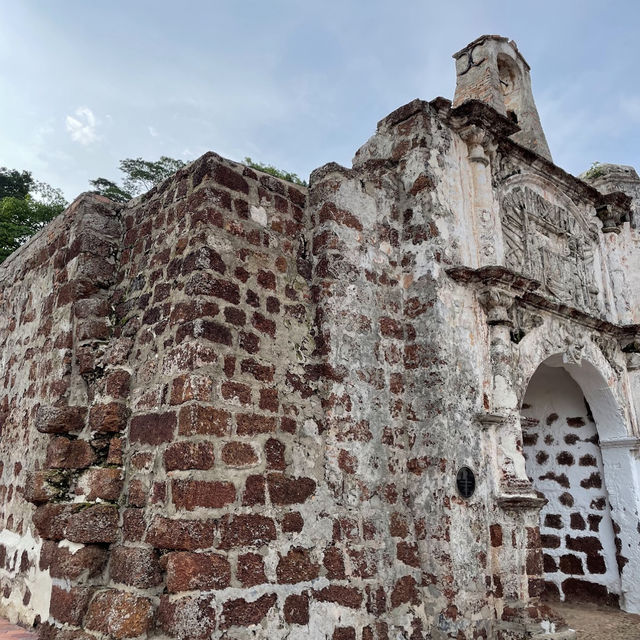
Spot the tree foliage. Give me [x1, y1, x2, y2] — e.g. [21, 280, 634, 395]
[0, 167, 67, 263]
[90, 156, 187, 202]
[244, 157, 307, 186]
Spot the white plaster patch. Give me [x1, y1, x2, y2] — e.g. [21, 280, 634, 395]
[250, 205, 268, 226]
[0, 528, 51, 625]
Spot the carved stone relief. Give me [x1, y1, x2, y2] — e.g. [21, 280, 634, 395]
[500, 186, 600, 314]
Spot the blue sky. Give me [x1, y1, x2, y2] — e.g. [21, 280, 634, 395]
[1, 1, 639, 201]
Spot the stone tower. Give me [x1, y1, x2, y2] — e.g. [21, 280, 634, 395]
[453, 34, 553, 161]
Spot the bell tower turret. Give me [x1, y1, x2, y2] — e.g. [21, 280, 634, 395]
[453, 35, 552, 162]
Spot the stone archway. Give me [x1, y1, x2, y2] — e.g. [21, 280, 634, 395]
[515, 343, 640, 614]
[521, 359, 621, 605]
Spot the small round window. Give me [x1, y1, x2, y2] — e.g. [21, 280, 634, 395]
[456, 466, 476, 499]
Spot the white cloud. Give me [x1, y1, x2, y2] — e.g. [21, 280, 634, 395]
[148, 125, 159, 137]
[65, 106, 100, 145]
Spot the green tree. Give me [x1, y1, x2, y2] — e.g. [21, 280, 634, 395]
[244, 157, 307, 186]
[90, 156, 186, 202]
[0, 168, 33, 200]
[0, 168, 67, 263]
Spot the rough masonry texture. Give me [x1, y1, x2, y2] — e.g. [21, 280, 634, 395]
[1, 34, 640, 640]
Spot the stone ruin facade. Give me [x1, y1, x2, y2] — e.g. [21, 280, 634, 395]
[1, 34, 640, 640]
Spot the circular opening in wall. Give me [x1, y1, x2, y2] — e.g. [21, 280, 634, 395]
[456, 466, 476, 499]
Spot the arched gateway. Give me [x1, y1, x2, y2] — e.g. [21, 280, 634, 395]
[521, 355, 637, 607]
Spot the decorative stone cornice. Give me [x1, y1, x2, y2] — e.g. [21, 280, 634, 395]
[497, 492, 547, 511]
[599, 437, 640, 451]
[449, 100, 520, 141]
[476, 411, 511, 428]
[447, 265, 640, 341]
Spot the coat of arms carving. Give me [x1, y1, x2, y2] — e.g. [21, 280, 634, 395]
[500, 186, 600, 313]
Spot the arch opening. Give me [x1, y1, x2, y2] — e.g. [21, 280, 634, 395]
[521, 358, 623, 606]
[497, 53, 522, 123]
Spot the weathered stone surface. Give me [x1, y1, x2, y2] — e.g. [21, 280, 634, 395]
[36, 406, 87, 434]
[85, 590, 154, 638]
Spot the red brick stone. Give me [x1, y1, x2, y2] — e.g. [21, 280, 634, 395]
[333, 628, 356, 640]
[185, 274, 240, 304]
[264, 438, 285, 470]
[170, 301, 220, 324]
[314, 586, 362, 609]
[107, 437, 123, 464]
[36, 405, 87, 434]
[337, 449, 357, 473]
[565, 535, 602, 554]
[257, 269, 276, 290]
[318, 202, 363, 231]
[237, 552, 266, 587]
[164, 441, 215, 471]
[178, 405, 230, 436]
[109, 546, 162, 588]
[40, 541, 107, 580]
[105, 369, 131, 398]
[80, 467, 123, 501]
[157, 594, 217, 640]
[219, 514, 276, 549]
[252, 312, 276, 338]
[170, 374, 213, 405]
[130, 411, 176, 445]
[46, 437, 95, 469]
[49, 585, 93, 625]
[64, 504, 119, 544]
[379, 317, 403, 339]
[222, 442, 258, 467]
[221, 593, 276, 629]
[172, 479, 235, 510]
[397, 541, 420, 567]
[212, 163, 249, 193]
[221, 381, 252, 404]
[85, 590, 153, 639]
[145, 516, 215, 551]
[89, 402, 130, 433]
[267, 473, 316, 504]
[390, 575, 419, 608]
[282, 511, 304, 533]
[490, 524, 503, 547]
[24, 471, 65, 504]
[177, 319, 232, 346]
[259, 388, 279, 412]
[242, 474, 266, 506]
[284, 593, 309, 625]
[166, 551, 231, 592]
[224, 306, 246, 326]
[127, 476, 147, 507]
[33, 504, 71, 540]
[122, 508, 146, 543]
[239, 331, 260, 353]
[241, 358, 275, 381]
[277, 548, 320, 583]
[236, 413, 277, 436]
[182, 246, 226, 275]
